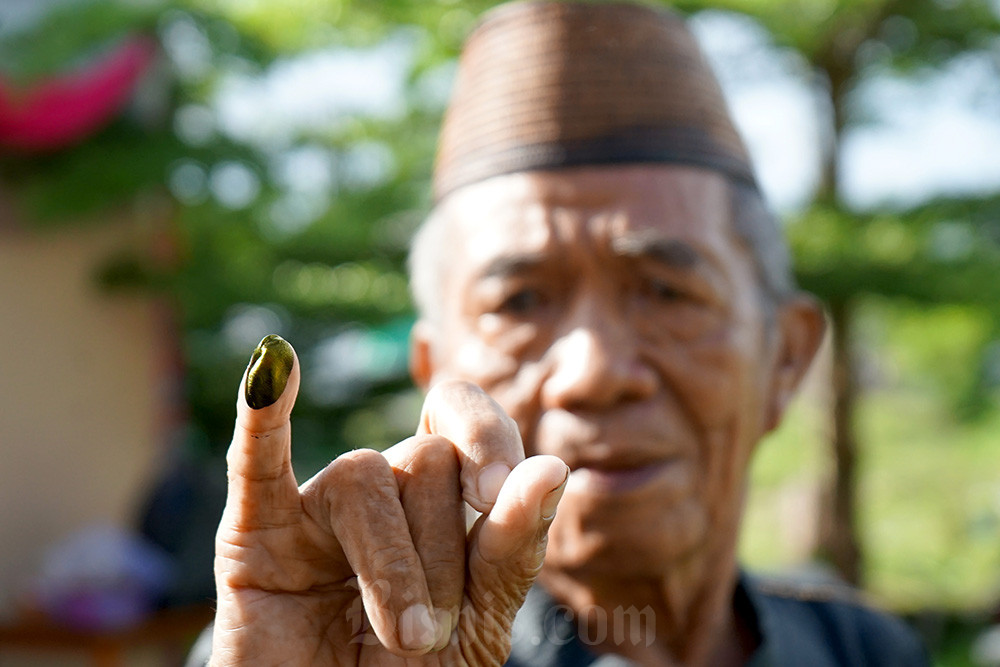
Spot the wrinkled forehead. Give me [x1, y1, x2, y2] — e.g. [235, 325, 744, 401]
[435, 165, 734, 268]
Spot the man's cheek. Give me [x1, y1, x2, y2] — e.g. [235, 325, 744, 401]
[451, 338, 521, 387]
[479, 366, 549, 457]
[650, 341, 743, 429]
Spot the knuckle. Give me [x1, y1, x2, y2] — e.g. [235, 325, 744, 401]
[421, 551, 465, 582]
[368, 540, 420, 578]
[329, 448, 391, 485]
[408, 435, 458, 471]
[466, 415, 518, 451]
[321, 449, 396, 515]
[429, 378, 482, 402]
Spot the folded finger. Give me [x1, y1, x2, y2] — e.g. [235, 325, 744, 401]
[383, 435, 465, 649]
[320, 448, 440, 655]
[417, 380, 525, 512]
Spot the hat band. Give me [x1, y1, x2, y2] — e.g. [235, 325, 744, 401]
[433, 125, 758, 202]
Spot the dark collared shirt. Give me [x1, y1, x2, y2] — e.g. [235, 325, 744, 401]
[506, 574, 929, 666]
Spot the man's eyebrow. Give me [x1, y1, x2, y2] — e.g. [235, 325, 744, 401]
[611, 235, 701, 269]
[477, 252, 548, 280]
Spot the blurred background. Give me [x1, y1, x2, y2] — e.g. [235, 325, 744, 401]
[0, 0, 998, 664]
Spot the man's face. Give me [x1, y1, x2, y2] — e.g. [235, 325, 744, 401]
[416, 165, 783, 579]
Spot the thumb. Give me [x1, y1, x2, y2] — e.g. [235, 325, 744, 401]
[465, 455, 568, 626]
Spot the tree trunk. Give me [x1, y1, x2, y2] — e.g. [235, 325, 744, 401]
[819, 298, 862, 585]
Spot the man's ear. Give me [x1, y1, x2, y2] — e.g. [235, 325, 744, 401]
[409, 319, 437, 391]
[764, 294, 827, 433]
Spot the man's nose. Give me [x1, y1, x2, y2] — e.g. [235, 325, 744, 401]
[540, 309, 658, 411]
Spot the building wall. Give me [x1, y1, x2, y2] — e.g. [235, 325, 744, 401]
[0, 211, 167, 615]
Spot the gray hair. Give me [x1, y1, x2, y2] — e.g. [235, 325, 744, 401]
[408, 178, 796, 324]
[408, 204, 453, 326]
[726, 180, 796, 306]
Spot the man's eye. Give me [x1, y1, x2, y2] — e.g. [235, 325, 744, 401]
[497, 289, 542, 315]
[645, 279, 682, 302]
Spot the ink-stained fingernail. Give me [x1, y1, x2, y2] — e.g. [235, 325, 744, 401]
[245, 334, 294, 409]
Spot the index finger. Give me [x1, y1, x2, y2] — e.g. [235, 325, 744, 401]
[417, 380, 524, 512]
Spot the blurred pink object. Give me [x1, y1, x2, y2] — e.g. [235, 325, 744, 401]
[0, 35, 157, 152]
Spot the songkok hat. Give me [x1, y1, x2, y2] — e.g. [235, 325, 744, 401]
[432, 0, 757, 203]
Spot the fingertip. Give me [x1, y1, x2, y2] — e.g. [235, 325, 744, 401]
[496, 456, 569, 511]
[397, 604, 438, 653]
[521, 455, 569, 520]
[245, 334, 295, 409]
[432, 607, 457, 652]
[419, 381, 525, 511]
[532, 455, 571, 489]
[473, 456, 569, 563]
[540, 466, 569, 521]
[236, 335, 300, 432]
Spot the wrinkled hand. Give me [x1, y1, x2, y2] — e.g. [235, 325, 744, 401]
[211, 336, 569, 666]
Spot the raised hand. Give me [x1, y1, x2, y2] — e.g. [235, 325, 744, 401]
[211, 335, 569, 666]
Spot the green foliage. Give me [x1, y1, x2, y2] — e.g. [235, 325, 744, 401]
[671, 0, 1000, 69]
[0, 0, 161, 80]
[789, 195, 1000, 307]
[0, 0, 279, 80]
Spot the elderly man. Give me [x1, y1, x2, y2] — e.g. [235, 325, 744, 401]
[201, 2, 928, 665]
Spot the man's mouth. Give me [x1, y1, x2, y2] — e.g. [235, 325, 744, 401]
[565, 460, 686, 496]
